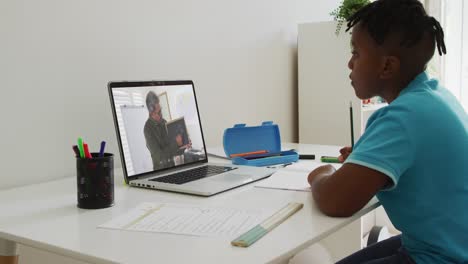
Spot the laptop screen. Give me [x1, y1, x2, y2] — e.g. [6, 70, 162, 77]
[108, 80, 208, 178]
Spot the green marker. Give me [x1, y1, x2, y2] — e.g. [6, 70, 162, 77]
[320, 156, 340, 163]
[77, 137, 85, 158]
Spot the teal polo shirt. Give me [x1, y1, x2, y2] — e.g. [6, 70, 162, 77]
[345, 72, 468, 264]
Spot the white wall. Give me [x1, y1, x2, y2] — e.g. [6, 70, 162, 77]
[298, 21, 363, 146]
[0, 0, 340, 191]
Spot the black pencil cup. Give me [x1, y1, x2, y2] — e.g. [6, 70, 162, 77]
[76, 153, 114, 209]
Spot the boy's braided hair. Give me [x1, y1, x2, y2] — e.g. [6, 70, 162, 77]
[346, 0, 446, 56]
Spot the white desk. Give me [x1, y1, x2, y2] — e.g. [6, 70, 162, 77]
[0, 144, 379, 264]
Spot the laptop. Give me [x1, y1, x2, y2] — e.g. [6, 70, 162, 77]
[108, 80, 274, 196]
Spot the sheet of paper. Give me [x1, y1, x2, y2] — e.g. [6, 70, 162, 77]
[99, 202, 272, 237]
[255, 161, 342, 192]
[255, 170, 312, 192]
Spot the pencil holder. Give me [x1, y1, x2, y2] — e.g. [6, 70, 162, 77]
[76, 153, 114, 209]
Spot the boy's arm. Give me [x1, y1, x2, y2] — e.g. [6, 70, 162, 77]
[308, 163, 390, 217]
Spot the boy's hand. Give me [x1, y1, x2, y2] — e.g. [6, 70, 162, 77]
[338, 146, 352, 163]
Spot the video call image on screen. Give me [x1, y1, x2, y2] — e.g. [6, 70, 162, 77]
[112, 84, 207, 176]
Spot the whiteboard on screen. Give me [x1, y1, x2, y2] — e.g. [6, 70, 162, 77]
[120, 105, 153, 175]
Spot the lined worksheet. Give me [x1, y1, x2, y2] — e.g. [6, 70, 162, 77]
[99, 202, 273, 237]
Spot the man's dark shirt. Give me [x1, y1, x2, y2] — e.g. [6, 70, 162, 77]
[144, 117, 178, 170]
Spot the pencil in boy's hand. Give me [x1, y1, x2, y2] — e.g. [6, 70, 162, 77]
[350, 101, 355, 148]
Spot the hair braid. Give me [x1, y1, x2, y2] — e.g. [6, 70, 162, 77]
[345, 0, 446, 56]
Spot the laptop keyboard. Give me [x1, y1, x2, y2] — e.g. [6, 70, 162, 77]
[150, 165, 237, 185]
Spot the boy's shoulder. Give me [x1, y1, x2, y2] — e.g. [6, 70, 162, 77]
[368, 98, 415, 123]
[366, 90, 438, 134]
[369, 80, 466, 139]
[383, 77, 445, 117]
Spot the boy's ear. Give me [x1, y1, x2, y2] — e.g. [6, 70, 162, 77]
[380, 56, 400, 79]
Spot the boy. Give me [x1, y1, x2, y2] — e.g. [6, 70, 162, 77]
[307, 0, 468, 263]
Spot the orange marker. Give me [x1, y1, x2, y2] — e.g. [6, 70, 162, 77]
[230, 150, 268, 158]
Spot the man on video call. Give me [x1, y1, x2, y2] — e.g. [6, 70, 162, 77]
[144, 91, 191, 170]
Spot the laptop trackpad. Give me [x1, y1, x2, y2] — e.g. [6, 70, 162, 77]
[212, 173, 253, 183]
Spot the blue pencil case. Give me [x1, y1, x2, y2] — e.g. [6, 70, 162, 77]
[223, 121, 299, 167]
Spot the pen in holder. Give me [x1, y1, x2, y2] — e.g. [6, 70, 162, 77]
[76, 153, 114, 209]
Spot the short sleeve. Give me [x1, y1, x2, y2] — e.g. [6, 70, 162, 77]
[345, 110, 414, 190]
